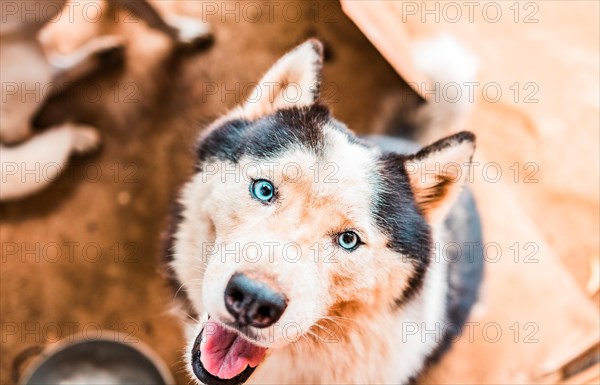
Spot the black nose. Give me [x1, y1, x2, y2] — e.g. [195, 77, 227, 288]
[224, 273, 287, 328]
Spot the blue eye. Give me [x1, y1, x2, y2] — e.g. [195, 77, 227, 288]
[337, 231, 360, 251]
[251, 179, 275, 203]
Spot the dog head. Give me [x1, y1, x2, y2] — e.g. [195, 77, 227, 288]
[170, 39, 475, 385]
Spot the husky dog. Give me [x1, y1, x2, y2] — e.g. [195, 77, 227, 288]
[166, 39, 483, 385]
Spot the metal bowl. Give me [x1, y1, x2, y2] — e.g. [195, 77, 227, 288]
[21, 336, 174, 385]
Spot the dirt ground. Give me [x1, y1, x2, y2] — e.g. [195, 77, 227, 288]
[2, 0, 599, 384]
[0, 1, 417, 383]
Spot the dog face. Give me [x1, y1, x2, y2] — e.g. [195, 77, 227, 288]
[170, 40, 475, 385]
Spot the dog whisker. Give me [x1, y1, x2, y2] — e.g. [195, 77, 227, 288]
[306, 329, 329, 345]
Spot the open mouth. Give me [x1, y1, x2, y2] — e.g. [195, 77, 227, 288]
[191, 319, 267, 385]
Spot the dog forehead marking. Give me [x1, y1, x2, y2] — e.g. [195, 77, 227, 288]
[249, 124, 379, 232]
[197, 104, 330, 165]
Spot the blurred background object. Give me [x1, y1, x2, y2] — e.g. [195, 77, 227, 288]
[1, 0, 117, 200]
[19, 336, 174, 384]
[1, 0, 212, 201]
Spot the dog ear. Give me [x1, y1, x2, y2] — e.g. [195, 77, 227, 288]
[240, 39, 323, 120]
[404, 132, 475, 224]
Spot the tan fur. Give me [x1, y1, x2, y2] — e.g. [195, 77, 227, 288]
[406, 139, 475, 224]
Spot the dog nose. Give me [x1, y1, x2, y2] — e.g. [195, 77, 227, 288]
[224, 273, 287, 328]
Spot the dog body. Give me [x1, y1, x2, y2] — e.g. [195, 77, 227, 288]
[0, 0, 107, 200]
[167, 40, 483, 385]
[0, 0, 211, 201]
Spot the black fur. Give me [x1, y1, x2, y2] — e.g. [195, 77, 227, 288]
[409, 131, 475, 161]
[369, 135, 483, 384]
[197, 104, 330, 166]
[425, 188, 484, 365]
[373, 153, 432, 305]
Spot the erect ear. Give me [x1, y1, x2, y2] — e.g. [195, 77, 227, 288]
[240, 39, 323, 120]
[404, 132, 476, 224]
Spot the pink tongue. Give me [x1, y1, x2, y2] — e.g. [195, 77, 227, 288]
[200, 321, 267, 379]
